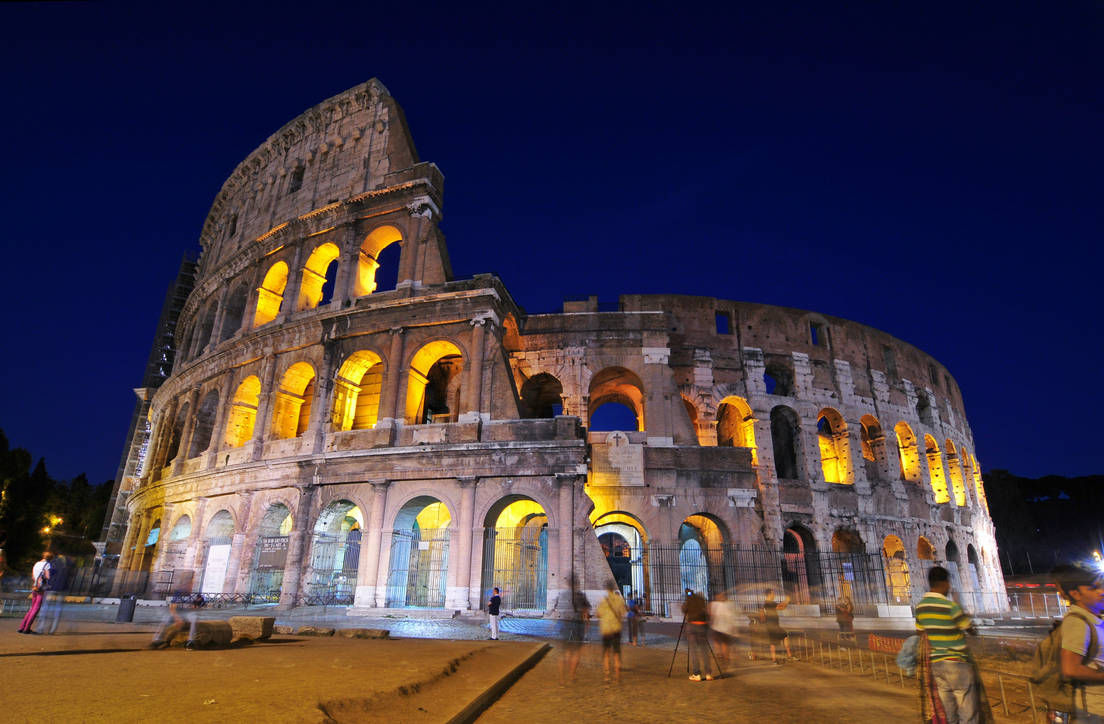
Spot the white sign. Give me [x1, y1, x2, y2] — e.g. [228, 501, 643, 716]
[591, 431, 645, 486]
[201, 543, 232, 594]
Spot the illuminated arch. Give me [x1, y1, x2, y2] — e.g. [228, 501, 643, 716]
[917, 536, 934, 560]
[386, 496, 451, 608]
[589, 366, 645, 432]
[297, 242, 340, 311]
[253, 261, 289, 327]
[859, 415, 885, 480]
[677, 514, 730, 599]
[783, 525, 820, 604]
[944, 440, 966, 506]
[519, 372, 563, 419]
[882, 534, 910, 603]
[971, 455, 988, 512]
[925, 434, 949, 503]
[405, 340, 464, 424]
[894, 421, 921, 482]
[717, 396, 757, 464]
[355, 225, 403, 296]
[248, 503, 293, 602]
[483, 496, 550, 610]
[817, 408, 852, 484]
[224, 375, 261, 447]
[272, 362, 316, 439]
[200, 509, 235, 595]
[332, 350, 384, 431]
[167, 514, 192, 542]
[304, 500, 363, 604]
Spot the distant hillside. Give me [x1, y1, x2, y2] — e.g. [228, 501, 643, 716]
[985, 469, 1104, 575]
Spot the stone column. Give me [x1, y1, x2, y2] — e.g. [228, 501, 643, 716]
[459, 319, 487, 423]
[278, 486, 317, 608]
[555, 473, 577, 610]
[307, 342, 338, 453]
[206, 372, 237, 469]
[182, 497, 208, 589]
[333, 222, 358, 308]
[250, 354, 279, 461]
[352, 480, 390, 609]
[224, 492, 254, 595]
[205, 283, 231, 355]
[276, 244, 305, 323]
[449, 477, 477, 609]
[377, 327, 405, 427]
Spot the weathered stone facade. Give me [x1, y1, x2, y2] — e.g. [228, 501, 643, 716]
[116, 79, 1005, 617]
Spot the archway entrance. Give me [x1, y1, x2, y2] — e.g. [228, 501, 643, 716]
[782, 526, 819, 604]
[200, 511, 234, 595]
[305, 501, 362, 605]
[249, 504, 292, 602]
[882, 535, 910, 603]
[386, 497, 450, 607]
[482, 497, 548, 610]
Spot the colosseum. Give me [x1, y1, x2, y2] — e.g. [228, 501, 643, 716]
[105, 79, 1006, 620]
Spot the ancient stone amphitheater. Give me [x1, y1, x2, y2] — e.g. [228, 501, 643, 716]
[111, 80, 1005, 618]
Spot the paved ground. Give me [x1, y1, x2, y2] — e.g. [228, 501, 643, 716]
[0, 604, 1033, 723]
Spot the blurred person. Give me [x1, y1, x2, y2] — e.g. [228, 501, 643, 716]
[836, 595, 855, 641]
[596, 580, 627, 683]
[1052, 564, 1104, 723]
[560, 575, 590, 684]
[488, 586, 502, 640]
[41, 552, 70, 634]
[626, 590, 642, 646]
[914, 565, 985, 724]
[761, 588, 794, 663]
[709, 590, 738, 665]
[684, 588, 714, 681]
[18, 551, 52, 634]
[150, 592, 205, 650]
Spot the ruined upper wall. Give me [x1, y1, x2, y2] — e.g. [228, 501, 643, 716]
[196, 79, 421, 276]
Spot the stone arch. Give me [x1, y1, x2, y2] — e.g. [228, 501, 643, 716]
[677, 513, 730, 600]
[187, 389, 220, 458]
[405, 339, 464, 424]
[303, 500, 363, 604]
[917, 536, 935, 561]
[817, 408, 852, 484]
[717, 396, 757, 464]
[519, 372, 563, 419]
[859, 414, 885, 481]
[894, 421, 921, 483]
[224, 375, 261, 447]
[332, 350, 384, 431]
[832, 528, 864, 554]
[589, 366, 645, 432]
[356, 225, 403, 297]
[192, 302, 218, 358]
[770, 405, 802, 480]
[253, 261, 289, 327]
[218, 282, 249, 343]
[200, 509, 235, 595]
[167, 514, 192, 542]
[272, 361, 316, 439]
[783, 524, 820, 604]
[944, 439, 966, 506]
[165, 401, 190, 465]
[297, 242, 340, 310]
[681, 396, 702, 444]
[592, 511, 651, 605]
[882, 534, 910, 603]
[970, 455, 988, 511]
[925, 434, 949, 503]
[386, 496, 452, 608]
[248, 503, 293, 601]
[945, 538, 960, 565]
[482, 496, 550, 610]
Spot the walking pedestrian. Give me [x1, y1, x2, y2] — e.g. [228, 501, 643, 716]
[761, 588, 794, 663]
[488, 586, 501, 640]
[684, 588, 714, 681]
[709, 590, 738, 665]
[560, 575, 590, 684]
[596, 580, 627, 683]
[627, 590, 641, 645]
[18, 551, 52, 634]
[41, 552, 70, 634]
[150, 592, 205, 650]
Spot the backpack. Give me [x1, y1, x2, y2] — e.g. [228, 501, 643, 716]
[1030, 608, 1100, 712]
[897, 634, 919, 677]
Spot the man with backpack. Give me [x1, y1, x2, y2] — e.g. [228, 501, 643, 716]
[1044, 564, 1104, 722]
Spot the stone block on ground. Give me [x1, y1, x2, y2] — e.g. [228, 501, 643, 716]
[229, 616, 275, 641]
[337, 628, 390, 639]
[273, 624, 295, 635]
[168, 620, 233, 648]
[296, 625, 336, 636]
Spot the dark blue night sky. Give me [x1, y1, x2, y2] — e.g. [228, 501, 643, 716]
[1, 2, 1099, 485]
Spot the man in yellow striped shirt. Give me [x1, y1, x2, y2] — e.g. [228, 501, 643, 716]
[915, 565, 979, 723]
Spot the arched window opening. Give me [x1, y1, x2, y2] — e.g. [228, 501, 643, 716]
[971, 455, 988, 512]
[297, 243, 341, 311]
[917, 536, 935, 561]
[588, 367, 645, 432]
[249, 503, 293, 602]
[945, 440, 966, 506]
[218, 284, 249, 343]
[165, 402, 189, 464]
[717, 396, 757, 465]
[187, 390, 220, 458]
[168, 515, 191, 542]
[763, 360, 795, 396]
[287, 166, 304, 194]
[519, 373, 563, 419]
[860, 414, 884, 481]
[224, 375, 261, 447]
[589, 401, 638, 431]
[770, 405, 801, 480]
[965, 544, 982, 594]
[406, 341, 464, 424]
[305, 500, 363, 605]
[782, 526, 820, 604]
[916, 394, 934, 425]
[817, 408, 852, 484]
[200, 510, 235, 595]
[254, 261, 289, 327]
[272, 362, 316, 439]
[832, 529, 864, 554]
[945, 539, 960, 565]
[882, 535, 910, 603]
[831, 529, 865, 602]
[355, 226, 403, 297]
[193, 303, 218, 358]
[386, 496, 451, 608]
[332, 350, 384, 431]
[925, 434, 949, 503]
[483, 497, 549, 610]
[894, 421, 921, 482]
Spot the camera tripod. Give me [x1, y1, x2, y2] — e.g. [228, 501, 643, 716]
[666, 613, 725, 678]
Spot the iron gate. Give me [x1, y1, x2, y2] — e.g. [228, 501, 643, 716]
[303, 530, 360, 605]
[482, 526, 548, 610]
[385, 528, 449, 607]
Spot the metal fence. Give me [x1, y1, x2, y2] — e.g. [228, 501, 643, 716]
[385, 528, 449, 607]
[482, 527, 548, 610]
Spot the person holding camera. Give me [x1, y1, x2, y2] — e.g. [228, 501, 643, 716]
[684, 587, 714, 681]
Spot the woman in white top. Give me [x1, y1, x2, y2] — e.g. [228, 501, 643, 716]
[709, 590, 739, 665]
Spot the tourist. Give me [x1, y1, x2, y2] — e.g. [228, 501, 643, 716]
[684, 587, 714, 681]
[835, 595, 855, 641]
[596, 580, 627, 683]
[150, 592, 205, 650]
[18, 551, 52, 634]
[914, 566, 982, 723]
[761, 588, 794, 663]
[41, 552, 70, 634]
[626, 590, 642, 646]
[1052, 564, 1104, 722]
[488, 586, 501, 640]
[560, 575, 590, 684]
[709, 590, 738, 666]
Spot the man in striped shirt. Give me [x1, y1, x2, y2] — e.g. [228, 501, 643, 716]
[915, 565, 979, 723]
